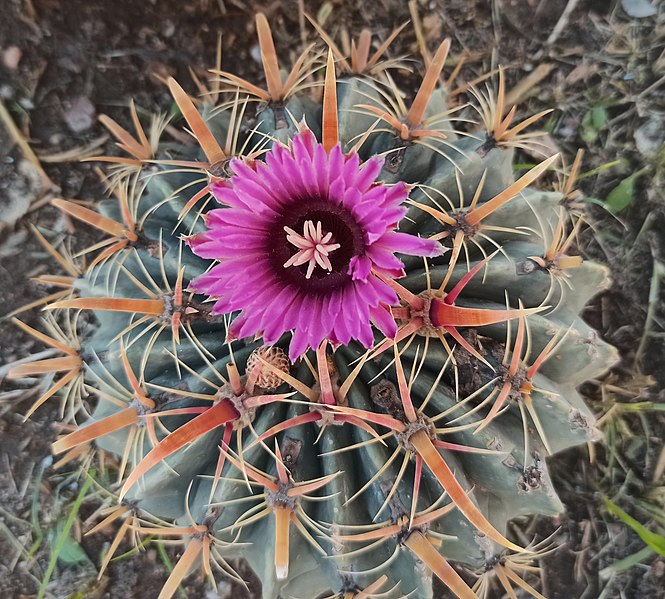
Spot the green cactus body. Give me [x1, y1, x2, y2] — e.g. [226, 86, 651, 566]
[11, 15, 618, 599]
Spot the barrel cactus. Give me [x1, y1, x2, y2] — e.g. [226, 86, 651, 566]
[9, 13, 618, 599]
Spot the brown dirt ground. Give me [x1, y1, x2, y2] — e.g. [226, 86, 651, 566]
[1, 0, 664, 598]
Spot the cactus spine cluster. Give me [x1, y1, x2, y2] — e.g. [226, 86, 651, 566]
[9, 13, 617, 599]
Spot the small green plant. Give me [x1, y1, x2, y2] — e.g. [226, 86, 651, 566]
[8, 13, 617, 599]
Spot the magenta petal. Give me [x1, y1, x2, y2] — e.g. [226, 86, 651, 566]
[206, 208, 269, 231]
[328, 145, 344, 183]
[369, 275, 399, 305]
[228, 313, 247, 336]
[326, 288, 343, 324]
[349, 255, 372, 281]
[234, 307, 265, 339]
[289, 328, 310, 361]
[313, 143, 329, 197]
[353, 156, 383, 191]
[306, 296, 327, 350]
[357, 321, 375, 349]
[365, 245, 405, 273]
[379, 231, 443, 257]
[262, 289, 298, 343]
[370, 305, 398, 339]
[273, 292, 304, 339]
[333, 288, 353, 345]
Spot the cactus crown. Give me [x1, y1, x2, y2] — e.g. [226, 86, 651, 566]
[9, 12, 617, 599]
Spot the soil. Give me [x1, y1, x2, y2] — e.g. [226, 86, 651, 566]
[1, 1, 664, 598]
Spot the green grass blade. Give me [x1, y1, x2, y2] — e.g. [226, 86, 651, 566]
[37, 473, 93, 599]
[603, 496, 665, 557]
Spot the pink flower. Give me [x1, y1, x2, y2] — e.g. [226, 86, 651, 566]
[188, 129, 441, 360]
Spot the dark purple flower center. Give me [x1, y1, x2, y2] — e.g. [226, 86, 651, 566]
[268, 197, 366, 293]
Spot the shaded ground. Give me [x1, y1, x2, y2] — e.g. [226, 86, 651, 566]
[1, 0, 664, 598]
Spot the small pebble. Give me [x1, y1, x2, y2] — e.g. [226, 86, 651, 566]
[162, 20, 175, 38]
[62, 95, 96, 133]
[2, 46, 22, 70]
[634, 115, 665, 158]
